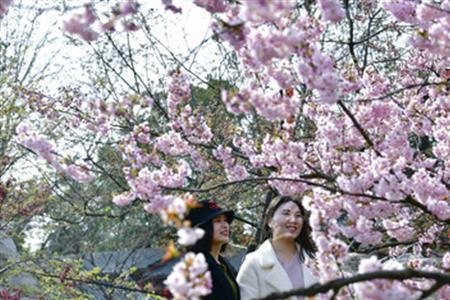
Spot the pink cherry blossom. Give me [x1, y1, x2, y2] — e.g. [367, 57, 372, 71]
[119, 0, 138, 16]
[64, 163, 94, 183]
[221, 89, 253, 115]
[318, 0, 345, 23]
[358, 256, 382, 273]
[212, 14, 247, 50]
[419, 224, 443, 245]
[161, 0, 182, 14]
[437, 285, 450, 300]
[112, 191, 136, 207]
[177, 227, 205, 246]
[354, 256, 421, 300]
[164, 252, 212, 300]
[443, 252, 450, 270]
[155, 131, 191, 156]
[63, 5, 100, 41]
[159, 195, 190, 226]
[416, 3, 447, 23]
[213, 145, 249, 181]
[193, 0, 227, 13]
[167, 70, 191, 118]
[243, 0, 294, 25]
[130, 167, 162, 201]
[382, 0, 418, 24]
[143, 195, 172, 214]
[0, 0, 13, 16]
[383, 219, 415, 242]
[120, 20, 140, 32]
[16, 123, 64, 173]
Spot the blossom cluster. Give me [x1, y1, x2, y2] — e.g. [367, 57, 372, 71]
[211, 7, 247, 50]
[318, 0, 345, 23]
[63, 1, 139, 41]
[354, 256, 421, 300]
[130, 162, 191, 203]
[137, 192, 209, 300]
[16, 124, 93, 182]
[153, 195, 206, 248]
[113, 191, 205, 246]
[243, 0, 294, 25]
[222, 84, 301, 120]
[0, 0, 13, 16]
[213, 145, 248, 181]
[193, 0, 228, 14]
[63, 5, 99, 41]
[167, 70, 191, 118]
[164, 252, 212, 300]
[214, 1, 342, 117]
[161, 0, 182, 14]
[255, 137, 308, 195]
[167, 71, 214, 144]
[314, 234, 349, 282]
[384, 1, 450, 56]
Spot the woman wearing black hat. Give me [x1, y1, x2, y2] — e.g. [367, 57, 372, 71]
[186, 199, 241, 300]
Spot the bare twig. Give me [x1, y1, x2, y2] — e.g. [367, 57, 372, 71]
[356, 81, 447, 102]
[31, 270, 155, 295]
[343, 0, 359, 70]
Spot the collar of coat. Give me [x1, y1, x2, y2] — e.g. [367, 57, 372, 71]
[255, 240, 296, 295]
[252, 239, 319, 296]
[258, 239, 301, 268]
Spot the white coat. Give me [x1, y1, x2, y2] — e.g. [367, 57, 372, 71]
[237, 240, 318, 300]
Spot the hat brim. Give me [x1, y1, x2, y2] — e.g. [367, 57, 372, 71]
[196, 209, 235, 226]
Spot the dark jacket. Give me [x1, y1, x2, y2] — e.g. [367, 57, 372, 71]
[202, 251, 241, 300]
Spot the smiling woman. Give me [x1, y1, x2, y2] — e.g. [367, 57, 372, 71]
[185, 200, 241, 300]
[237, 196, 318, 300]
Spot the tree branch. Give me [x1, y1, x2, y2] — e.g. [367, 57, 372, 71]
[163, 177, 450, 225]
[104, 33, 168, 120]
[356, 81, 447, 102]
[343, 0, 359, 70]
[356, 239, 417, 254]
[31, 270, 155, 295]
[234, 214, 257, 228]
[337, 100, 382, 157]
[258, 269, 450, 300]
[162, 176, 336, 194]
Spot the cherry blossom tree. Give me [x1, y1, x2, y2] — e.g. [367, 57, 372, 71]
[3, 0, 450, 299]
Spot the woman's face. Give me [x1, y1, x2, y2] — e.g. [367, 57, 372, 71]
[212, 214, 230, 246]
[269, 201, 303, 241]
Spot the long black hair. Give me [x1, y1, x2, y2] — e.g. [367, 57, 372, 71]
[260, 195, 316, 261]
[188, 218, 228, 253]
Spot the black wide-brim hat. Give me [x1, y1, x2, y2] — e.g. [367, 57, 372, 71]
[186, 200, 234, 227]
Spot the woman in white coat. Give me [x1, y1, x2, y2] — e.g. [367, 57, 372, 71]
[237, 196, 318, 300]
